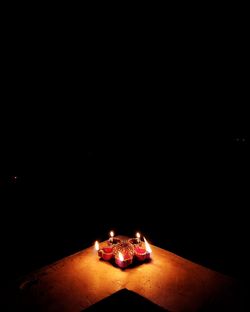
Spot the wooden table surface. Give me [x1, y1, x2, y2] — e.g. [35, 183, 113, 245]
[14, 237, 241, 311]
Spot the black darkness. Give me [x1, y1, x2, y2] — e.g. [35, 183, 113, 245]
[0, 11, 249, 309]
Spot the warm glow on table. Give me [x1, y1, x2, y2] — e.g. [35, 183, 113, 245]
[16, 236, 237, 312]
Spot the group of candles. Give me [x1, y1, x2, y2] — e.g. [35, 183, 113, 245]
[94, 231, 152, 269]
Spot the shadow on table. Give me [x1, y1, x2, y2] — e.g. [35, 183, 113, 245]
[84, 288, 168, 311]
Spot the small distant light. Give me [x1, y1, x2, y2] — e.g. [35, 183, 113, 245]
[9, 176, 20, 183]
[242, 138, 246, 142]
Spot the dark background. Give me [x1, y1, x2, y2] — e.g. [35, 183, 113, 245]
[0, 9, 249, 308]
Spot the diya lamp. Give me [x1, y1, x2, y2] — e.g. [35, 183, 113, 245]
[128, 232, 142, 246]
[134, 236, 152, 261]
[108, 230, 121, 246]
[95, 241, 113, 261]
[95, 234, 152, 267]
[113, 241, 134, 268]
[144, 237, 152, 259]
[115, 251, 133, 269]
[134, 245, 147, 261]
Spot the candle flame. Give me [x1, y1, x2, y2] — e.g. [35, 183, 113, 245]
[136, 232, 140, 239]
[144, 237, 152, 253]
[95, 241, 99, 251]
[118, 251, 124, 261]
[110, 231, 114, 238]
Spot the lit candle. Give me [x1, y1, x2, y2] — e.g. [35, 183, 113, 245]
[109, 231, 114, 243]
[144, 237, 152, 259]
[115, 251, 133, 268]
[136, 232, 141, 243]
[95, 241, 99, 251]
[95, 241, 113, 260]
